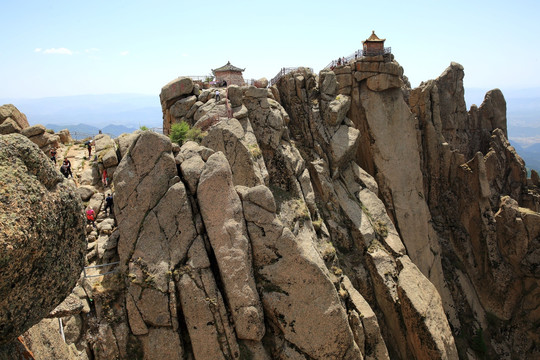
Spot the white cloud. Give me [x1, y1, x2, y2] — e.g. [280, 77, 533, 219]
[42, 47, 73, 55]
[182, 53, 188, 57]
[120, 51, 129, 56]
[34, 48, 42, 53]
[85, 48, 100, 53]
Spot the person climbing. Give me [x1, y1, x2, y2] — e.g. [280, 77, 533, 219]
[86, 208, 96, 227]
[62, 158, 73, 178]
[215, 89, 220, 102]
[102, 169, 108, 187]
[104, 194, 114, 217]
[50, 147, 57, 164]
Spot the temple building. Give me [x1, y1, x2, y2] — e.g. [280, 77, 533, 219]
[362, 31, 386, 56]
[212, 61, 245, 86]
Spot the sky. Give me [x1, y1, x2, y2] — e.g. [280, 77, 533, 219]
[2, 0, 540, 103]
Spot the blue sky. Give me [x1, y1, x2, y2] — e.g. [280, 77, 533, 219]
[2, 0, 539, 101]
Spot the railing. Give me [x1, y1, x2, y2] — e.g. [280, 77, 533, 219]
[83, 261, 120, 278]
[270, 67, 314, 86]
[185, 75, 213, 82]
[323, 47, 392, 70]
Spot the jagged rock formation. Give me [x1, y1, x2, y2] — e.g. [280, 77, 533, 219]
[3, 54, 539, 360]
[0, 134, 86, 345]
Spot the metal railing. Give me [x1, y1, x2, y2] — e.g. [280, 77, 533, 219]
[323, 47, 392, 70]
[185, 75, 213, 82]
[270, 67, 314, 86]
[83, 261, 120, 278]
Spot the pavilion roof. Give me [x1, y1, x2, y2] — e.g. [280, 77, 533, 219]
[363, 30, 386, 43]
[212, 61, 245, 73]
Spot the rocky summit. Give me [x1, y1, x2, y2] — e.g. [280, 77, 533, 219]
[0, 52, 539, 360]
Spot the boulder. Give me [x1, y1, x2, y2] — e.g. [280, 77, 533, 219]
[329, 125, 360, 171]
[77, 185, 97, 201]
[0, 118, 21, 134]
[254, 78, 269, 88]
[228, 85, 243, 107]
[366, 73, 402, 92]
[102, 149, 119, 168]
[58, 129, 72, 144]
[21, 124, 46, 138]
[170, 95, 197, 119]
[0, 104, 29, 129]
[160, 77, 194, 109]
[0, 134, 86, 344]
[323, 95, 351, 126]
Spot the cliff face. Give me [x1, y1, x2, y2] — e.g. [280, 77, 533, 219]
[4, 53, 539, 360]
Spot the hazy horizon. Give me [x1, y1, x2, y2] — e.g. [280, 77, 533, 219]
[2, 1, 540, 99]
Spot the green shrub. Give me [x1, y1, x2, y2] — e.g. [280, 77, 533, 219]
[169, 121, 190, 145]
[139, 125, 149, 131]
[169, 121, 205, 145]
[185, 126, 204, 143]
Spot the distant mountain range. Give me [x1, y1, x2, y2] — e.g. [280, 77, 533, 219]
[45, 123, 139, 139]
[0, 93, 162, 130]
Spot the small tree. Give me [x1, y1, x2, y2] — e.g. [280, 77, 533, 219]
[169, 121, 190, 145]
[169, 121, 205, 145]
[139, 125, 149, 131]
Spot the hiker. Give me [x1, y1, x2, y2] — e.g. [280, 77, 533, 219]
[63, 158, 73, 178]
[85, 141, 93, 157]
[215, 90, 220, 101]
[337, 58, 341, 66]
[50, 148, 57, 164]
[102, 169, 108, 187]
[86, 208, 96, 227]
[60, 163, 70, 178]
[104, 194, 114, 216]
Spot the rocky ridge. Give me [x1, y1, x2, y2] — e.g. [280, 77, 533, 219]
[1, 52, 539, 360]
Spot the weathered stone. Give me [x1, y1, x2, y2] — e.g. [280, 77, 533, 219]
[197, 152, 265, 341]
[170, 95, 197, 119]
[0, 104, 29, 129]
[323, 95, 351, 126]
[366, 73, 402, 92]
[58, 129, 72, 144]
[254, 78, 269, 88]
[228, 85, 243, 107]
[0, 134, 85, 344]
[330, 125, 359, 170]
[47, 293, 84, 318]
[21, 124, 46, 138]
[397, 256, 459, 360]
[177, 238, 240, 360]
[102, 148, 118, 168]
[0, 118, 22, 134]
[245, 86, 268, 99]
[141, 328, 183, 360]
[160, 77, 194, 108]
[202, 118, 267, 187]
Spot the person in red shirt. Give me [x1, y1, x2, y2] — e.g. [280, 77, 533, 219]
[86, 208, 96, 227]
